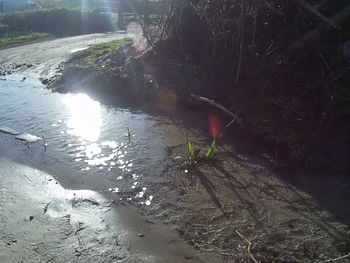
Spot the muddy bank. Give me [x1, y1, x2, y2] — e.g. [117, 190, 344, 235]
[47, 38, 156, 107]
[0, 158, 215, 263]
[132, 111, 350, 263]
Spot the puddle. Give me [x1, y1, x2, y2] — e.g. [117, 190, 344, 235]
[0, 74, 166, 206]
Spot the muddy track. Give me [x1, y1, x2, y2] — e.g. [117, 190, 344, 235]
[0, 32, 133, 80]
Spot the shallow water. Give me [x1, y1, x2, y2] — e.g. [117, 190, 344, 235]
[0, 74, 167, 206]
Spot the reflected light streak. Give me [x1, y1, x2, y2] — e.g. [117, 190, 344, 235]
[81, 0, 88, 33]
[101, 0, 118, 31]
[63, 93, 102, 142]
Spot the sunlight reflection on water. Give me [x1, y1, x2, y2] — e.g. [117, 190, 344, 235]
[61, 93, 135, 174]
[63, 93, 101, 142]
[59, 92, 151, 204]
[0, 75, 165, 207]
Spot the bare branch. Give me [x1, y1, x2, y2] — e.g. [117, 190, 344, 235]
[295, 0, 338, 28]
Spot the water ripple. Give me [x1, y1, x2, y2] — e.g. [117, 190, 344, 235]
[0, 74, 166, 207]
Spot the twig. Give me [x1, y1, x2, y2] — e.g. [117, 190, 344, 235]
[24, 174, 32, 182]
[295, 0, 338, 29]
[235, 230, 261, 263]
[262, 0, 283, 15]
[43, 202, 50, 214]
[250, 3, 257, 56]
[106, 200, 119, 207]
[219, 105, 244, 137]
[317, 251, 350, 263]
[75, 223, 86, 252]
[235, 36, 243, 83]
[190, 94, 242, 125]
[235, 1, 245, 83]
[42, 136, 47, 151]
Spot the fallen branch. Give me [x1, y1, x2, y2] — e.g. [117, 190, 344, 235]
[189, 94, 242, 125]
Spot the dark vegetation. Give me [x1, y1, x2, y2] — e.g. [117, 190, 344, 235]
[0, 8, 115, 38]
[34, 0, 97, 10]
[0, 32, 52, 48]
[138, 0, 350, 171]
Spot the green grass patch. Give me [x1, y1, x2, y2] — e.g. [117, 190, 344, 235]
[0, 32, 53, 49]
[47, 38, 133, 91]
[77, 38, 133, 63]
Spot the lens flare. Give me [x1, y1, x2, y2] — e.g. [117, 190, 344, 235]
[208, 114, 223, 137]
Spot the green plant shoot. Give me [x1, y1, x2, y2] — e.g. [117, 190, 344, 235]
[206, 138, 217, 159]
[187, 140, 195, 164]
[127, 127, 131, 138]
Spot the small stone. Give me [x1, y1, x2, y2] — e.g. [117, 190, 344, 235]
[29, 216, 34, 221]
